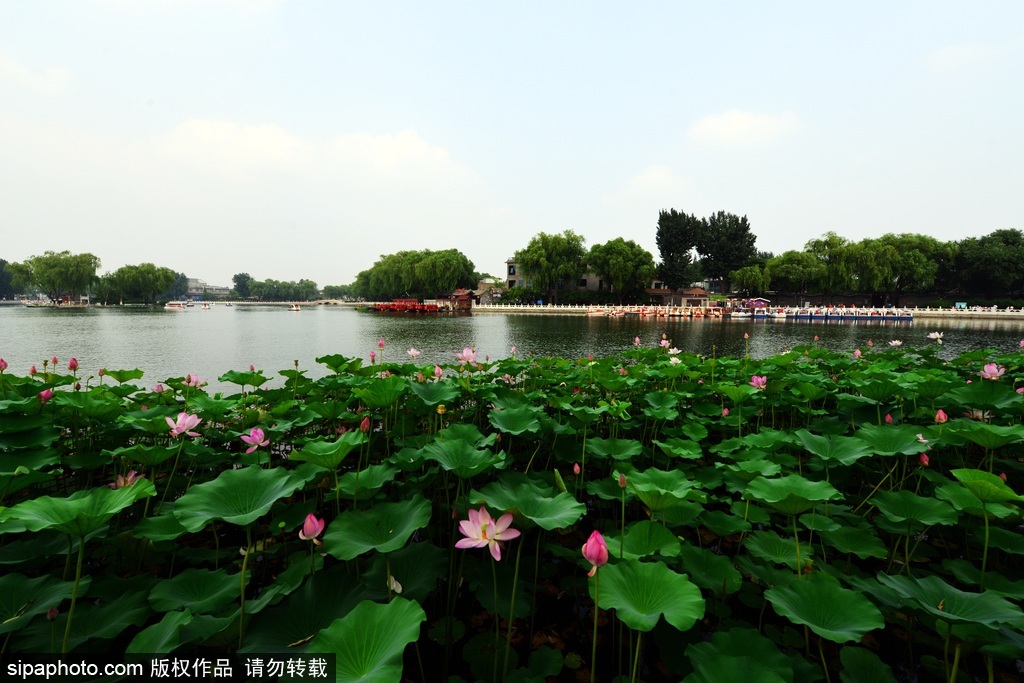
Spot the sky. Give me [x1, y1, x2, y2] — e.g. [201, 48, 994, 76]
[2, 1, 1022, 289]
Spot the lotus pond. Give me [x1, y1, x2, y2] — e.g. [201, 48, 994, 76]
[0, 340, 1022, 683]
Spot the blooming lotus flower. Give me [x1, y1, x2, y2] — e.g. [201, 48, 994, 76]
[888, 340, 903, 347]
[667, 347, 681, 355]
[935, 409, 948, 423]
[299, 513, 325, 545]
[388, 575, 403, 594]
[240, 427, 269, 454]
[0, 358, 7, 371]
[456, 347, 477, 365]
[67, 358, 78, 371]
[927, 331, 943, 342]
[853, 349, 862, 359]
[980, 363, 1005, 380]
[39, 388, 53, 404]
[510, 345, 517, 354]
[670, 356, 681, 365]
[109, 470, 143, 489]
[749, 375, 767, 390]
[582, 530, 609, 577]
[659, 339, 670, 348]
[407, 348, 420, 359]
[166, 411, 201, 437]
[618, 367, 628, 376]
[455, 506, 520, 561]
[183, 374, 205, 388]
[919, 453, 930, 467]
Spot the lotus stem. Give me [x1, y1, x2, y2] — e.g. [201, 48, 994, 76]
[591, 570, 600, 683]
[502, 537, 524, 681]
[792, 516, 803, 578]
[818, 637, 831, 683]
[492, 558, 500, 683]
[630, 632, 642, 683]
[948, 642, 961, 683]
[239, 524, 251, 649]
[61, 535, 85, 654]
[157, 439, 186, 514]
[980, 504, 990, 588]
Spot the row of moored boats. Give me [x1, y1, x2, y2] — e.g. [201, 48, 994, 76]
[586, 306, 914, 321]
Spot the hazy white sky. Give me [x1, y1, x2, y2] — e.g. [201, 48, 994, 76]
[2, 1, 1022, 288]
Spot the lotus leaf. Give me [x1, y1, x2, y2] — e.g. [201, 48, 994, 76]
[839, 647, 897, 683]
[409, 379, 461, 406]
[794, 430, 874, 467]
[172, 466, 307, 532]
[422, 439, 506, 478]
[744, 474, 842, 516]
[943, 380, 1022, 411]
[586, 436, 643, 461]
[487, 404, 542, 435]
[335, 463, 398, 499]
[818, 527, 887, 559]
[951, 468, 1024, 505]
[684, 627, 794, 683]
[3, 479, 155, 537]
[872, 490, 958, 526]
[854, 423, 931, 457]
[103, 443, 179, 468]
[603, 520, 680, 561]
[653, 437, 703, 460]
[288, 431, 366, 470]
[149, 568, 240, 613]
[306, 597, 426, 683]
[876, 574, 1024, 629]
[353, 375, 407, 409]
[678, 541, 743, 595]
[765, 576, 884, 643]
[0, 573, 90, 635]
[126, 609, 193, 654]
[592, 559, 705, 632]
[324, 496, 431, 560]
[627, 467, 706, 513]
[471, 473, 584, 530]
[744, 531, 813, 571]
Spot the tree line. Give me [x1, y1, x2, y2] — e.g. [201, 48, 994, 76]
[231, 273, 319, 302]
[5, 251, 186, 304]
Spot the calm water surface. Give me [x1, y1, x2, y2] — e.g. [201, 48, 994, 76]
[3, 305, 1024, 392]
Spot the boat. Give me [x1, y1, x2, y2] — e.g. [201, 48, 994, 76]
[225, 303, 233, 307]
[164, 301, 187, 310]
[288, 304, 301, 312]
[201, 304, 211, 310]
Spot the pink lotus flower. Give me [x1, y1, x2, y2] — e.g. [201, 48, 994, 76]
[98, 368, 105, 377]
[299, 513, 325, 545]
[919, 453, 930, 467]
[888, 340, 903, 347]
[67, 358, 78, 371]
[618, 473, 627, 489]
[455, 506, 520, 561]
[618, 367, 628, 376]
[659, 339, 670, 348]
[853, 349, 862, 359]
[885, 413, 893, 424]
[867, 340, 873, 347]
[749, 375, 767, 390]
[633, 336, 640, 347]
[369, 351, 376, 364]
[240, 427, 269, 454]
[29, 365, 37, 376]
[582, 530, 609, 577]
[916, 433, 928, 443]
[743, 332, 749, 340]
[573, 462, 581, 475]
[510, 345, 517, 355]
[935, 409, 948, 424]
[109, 470, 143, 489]
[456, 347, 477, 365]
[38, 388, 53, 404]
[980, 363, 1005, 380]
[434, 365, 443, 379]
[0, 358, 7, 371]
[813, 335, 819, 342]
[166, 411, 202, 437]
[153, 384, 164, 393]
[51, 356, 58, 366]
[407, 348, 420, 359]
[378, 338, 385, 350]
[999, 472, 1007, 482]
[183, 374, 205, 388]
[360, 416, 370, 433]
[249, 364, 255, 371]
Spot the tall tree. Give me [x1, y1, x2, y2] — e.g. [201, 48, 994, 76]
[0, 259, 15, 299]
[729, 265, 770, 296]
[655, 210, 701, 290]
[16, 251, 101, 303]
[875, 233, 941, 306]
[765, 251, 824, 297]
[804, 232, 852, 304]
[233, 273, 253, 298]
[956, 229, 1024, 298]
[587, 238, 657, 304]
[695, 211, 758, 293]
[513, 230, 588, 304]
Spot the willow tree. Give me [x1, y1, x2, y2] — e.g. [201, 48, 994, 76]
[15, 251, 101, 303]
[513, 230, 587, 304]
[587, 238, 656, 303]
[804, 232, 852, 304]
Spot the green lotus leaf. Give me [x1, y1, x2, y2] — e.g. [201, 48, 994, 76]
[0, 447, 60, 475]
[603, 521, 681, 561]
[792, 381, 829, 404]
[765, 576, 884, 643]
[744, 531, 813, 571]
[699, 510, 752, 536]
[679, 421, 708, 441]
[653, 437, 703, 460]
[3, 479, 155, 537]
[103, 443, 179, 468]
[42, 588, 152, 652]
[126, 609, 193, 654]
[242, 565, 370, 653]
[983, 527, 1024, 556]
[876, 573, 1024, 628]
[943, 380, 1022, 411]
[98, 367, 144, 384]
[838, 646, 897, 683]
[592, 559, 705, 633]
[678, 542, 743, 595]
[118, 406, 181, 436]
[353, 375, 407, 409]
[819, 527, 887, 559]
[422, 439, 506, 478]
[934, 483, 1017, 518]
[408, 380, 461, 407]
[719, 384, 758, 405]
[324, 496, 431, 560]
[794, 430, 874, 467]
[948, 422, 1024, 450]
[0, 573, 90, 635]
[336, 463, 398, 500]
[315, 354, 362, 374]
[628, 468, 706, 513]
[744, 474, 842, 516]
[133, 513, 191, 542]
[217, 369, 268, 388]
[851, 379, 898, 403]
[0, 418, 61, 449]
[488, 404, 542, 435]
[721, 458, 782, 483]
[307, 597, 426, 683]
[643, 391, 679, 420]
[951, 468, 1024, 505]
[471, 473, 585, 531]
[172, 466, 307, 532]
[186, 394, 238, 420]
[872, 490, 959, 526]
[853, 424, 931, 457]
[149, 568, 241, 613]
[438, 423, 496, 448]
[363, 541, 448, 603]
[289, 431, 366, 470]
[586, 437, 643, 461]
[684, 627, 794, 683]
[941, 558, 1024, 597]
[799, 512, 840, 532]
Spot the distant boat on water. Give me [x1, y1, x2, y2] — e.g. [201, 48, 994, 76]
[164, 301, 187, 310]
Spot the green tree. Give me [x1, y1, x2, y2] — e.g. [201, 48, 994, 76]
[16, 251, 101, 303]
[513, 230, 588, 304]
[729, 265, 770, 296]
[587, 238, 656, 304]
[322, 284, 354, 299]
[765, 251, 824, 297]
[695, 212, 758, 293]
[0, 259, 15, 299]
[956, 229, 1024, 298]
[655, 210, 702, 289]
[874, 234, 941, 306]
[804, 232, 852, 304]
[233, 273, 253, 299]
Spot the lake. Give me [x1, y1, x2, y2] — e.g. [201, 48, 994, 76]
[3, 304, 1024, 392]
